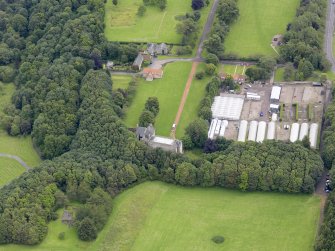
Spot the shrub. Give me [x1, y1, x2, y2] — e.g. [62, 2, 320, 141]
[58, 232, 65, 240]
[212, 235, 224, 244]
[195, 71, 205, 80]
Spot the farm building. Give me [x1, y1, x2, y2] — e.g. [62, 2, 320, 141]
[62, 210, 73, 226]
[270, 86, 281, 102]
[256, 121, 267, 143]
[237, 120, 248, 142]
[299, 123, 309, 141]
[246, 92, 261, 101]
[208, 119, 218, 139]
[136, 124, 183, 153]
[142, 68, 163, 81]
[211, 95, 245, 120]
[270, 104, 280, 113]
[147, 43, 169, 56]
[272, 34, 283, 46]
[132, 54, 144, 70]
[219, 120, 229, 137]
[309, 123, 319, 149]
[248, 121, 258, 141]
[290, 123, 300, 142]
[232, 74, 246, 83]
[267, 122, 276, 140]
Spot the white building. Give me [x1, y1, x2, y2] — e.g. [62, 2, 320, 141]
[270, 104, 280, 113]
[214, 120, 222, 136]
[267, 122, 276, 140]
[208, 119, 218, 139]
[219, 120, 229, 137]
[211, 95, 244, 120]
[256, 121, 267, 143]
[270, 86, 281, 102]
[299, 123, 309, 141]
[248, 121, 258, 141]
[237, 120, 248, 142]
[309, 123, 319, 149]
[290, 123, 300, 142]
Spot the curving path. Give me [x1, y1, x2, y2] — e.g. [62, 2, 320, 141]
[0, 153, 31, 171]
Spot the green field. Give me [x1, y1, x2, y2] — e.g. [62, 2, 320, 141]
[104, 0, 212, 43]
[274, 67, 285, 82]
[2, 182, 320, 251]
[176, 64, 209, 138]
[0, 157, 26, 187]
[220, 64, 248, 75]
[224, 0, 300, 57]
[111, 74, 133, 90]
[124, 62, 192, 136]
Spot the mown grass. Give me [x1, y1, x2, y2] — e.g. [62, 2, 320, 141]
[124, 62, 192, 136]
[219, 64, 248, 75]
[176, 63, 209, 138]
[0, 83, 40, 168]
[0, 157, 26, 187]
[224, 0, 300, 58]
[111, 74, 133, 90]
[104, 0, 212, 44]
[1, 182, 321, 251]
[274, 67, 285, 82]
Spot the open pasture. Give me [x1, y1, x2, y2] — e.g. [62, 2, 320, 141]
[104, 0, 211, 43]
[224, 0, 300, 58]
[111, 74, 133, 90]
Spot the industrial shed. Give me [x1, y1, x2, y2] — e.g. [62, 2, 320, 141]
[211, 95, 244, 120]
[267, 122, 276, 140]
[214, 120, 222, 136]
[299, 123, 309, 141]
[208, 119, 218, 139]
[270, 86, 281, 102]
[219, 120, 229, 137]
[290, 123, 300, 142]
[248, 121, 258, 141]
[309, 123, 319, 149]
[237, 120, 248, 142]
[256, 121, 267, 143]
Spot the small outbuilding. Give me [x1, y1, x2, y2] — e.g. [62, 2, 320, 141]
[62, 210, 73, 226]
[270, 86, 281, 103]
[132, 54, 144, 71]
[147, 43, 169, 56]
[272, 34, 283, 46]
[142, 68, 164, 81]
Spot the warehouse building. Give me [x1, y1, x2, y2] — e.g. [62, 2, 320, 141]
[309, 123, 319, 149]
[237, 120, 248, 142]
[256, 121, 267, 143]
[248, 121, 258, 141]
[267, 122, 276, 140]
[290, 123, 300, 142]
[270, 86, 281, 103]
[299, 123, 309, 141]
[211, 95, 244, 120]
[208, 119, 218, 140]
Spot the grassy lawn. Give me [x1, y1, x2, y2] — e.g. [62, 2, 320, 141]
[2, 182, 321, 251]
[219, 64, 248, 75]
[0, 157, 26, 187]
[111, 74, 133, 90]
[124, 62, 192, 136]
[274, 67, 285, 82]
[104, 0, 212, 44]
[176, 64, 209, 138]
[224, 0, 300, 58]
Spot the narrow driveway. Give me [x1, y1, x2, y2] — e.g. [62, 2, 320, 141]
[325, 0, 335, 71]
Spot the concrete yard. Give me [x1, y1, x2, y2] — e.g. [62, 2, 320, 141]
[219, 82, 328, 145]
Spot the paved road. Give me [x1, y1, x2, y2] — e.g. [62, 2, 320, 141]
[196, 0, 221, 58]
[0, 153, 30, 171]
[325, 0, 335, 71]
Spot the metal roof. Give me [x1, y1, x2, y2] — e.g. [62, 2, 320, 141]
[256, 121, 267, 143]
[309, 123, 318, 149]
[270, 86, 281, 101]
[237, 120, 248, 142]
[211, 96, 244, 120]
[299, 123, 309, 141]
[267, 122, 276, 140]
[248, 121, 258, 141]
[290, 123, 300, 142]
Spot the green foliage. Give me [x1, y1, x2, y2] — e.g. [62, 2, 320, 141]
[246, 56, 276, 81]
[175, 162, 198, 186]
[280, 0, 329, 71]
[191, 0, 204, 10]
[112, 0, 118, 5]
[212, 235, 224, 244]
[58, 232, 65, 240]
[205, 53, 219, 65]
[144, 97, 160, 116]
[139, 110, 155, 127]
[205, 63, 217, 76]
[195, 71, 205, 80]
[77, 217, 97, 241]
[137, 5, 147, 16]
[185, 118, 209, 148]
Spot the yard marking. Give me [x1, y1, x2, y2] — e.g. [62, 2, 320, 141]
[156, 11, 167, 38]
[242, 65, 246, 75]
[270, 44, 279, 55]
[234, 65, 238, 74]
[172, 62, 199, 136]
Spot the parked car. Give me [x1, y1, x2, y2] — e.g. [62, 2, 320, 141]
[260, 112, 264, 117]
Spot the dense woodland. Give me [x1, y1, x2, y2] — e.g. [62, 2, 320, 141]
[0, 0, 331, 247]
[280, 0, 330, 72]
